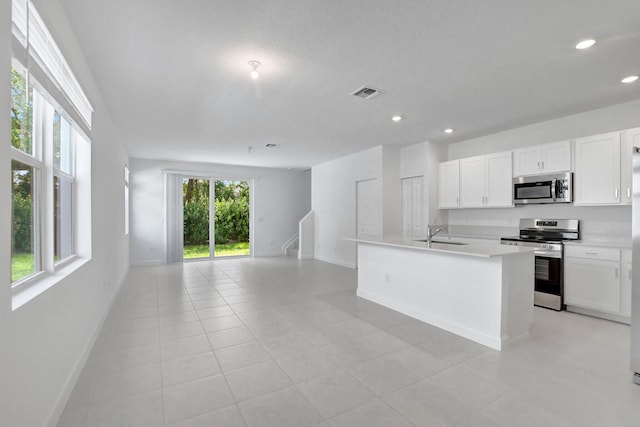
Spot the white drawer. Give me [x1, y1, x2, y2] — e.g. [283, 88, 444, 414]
[565, 246, 620, 262]
[622, 249, 632, 264]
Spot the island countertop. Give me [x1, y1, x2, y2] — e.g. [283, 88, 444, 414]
[346, 237, 536, 258]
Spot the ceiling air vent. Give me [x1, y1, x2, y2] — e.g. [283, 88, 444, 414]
[350, 86, 384, 100]
[265, 143, 278, 148]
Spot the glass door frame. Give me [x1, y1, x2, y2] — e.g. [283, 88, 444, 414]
[211, 179, 252, 259]
[181, 174, 254, 261]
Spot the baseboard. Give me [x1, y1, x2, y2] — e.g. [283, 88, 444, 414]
[46, 269, 129, 427]
[130, 259, 163, 267]
[313, 254, 356, 269]
[566, 305, 631, 325]
[254, 251, 283, 257]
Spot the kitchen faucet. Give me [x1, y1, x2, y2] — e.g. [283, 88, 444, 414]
[426, 225, 446, 243]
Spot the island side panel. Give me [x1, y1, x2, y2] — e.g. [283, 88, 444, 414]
[501, 251, 534, 344]
[356, 242, 505, 350]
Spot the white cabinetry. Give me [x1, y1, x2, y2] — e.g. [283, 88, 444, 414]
[512, 141, 571, 177]
[574, 132, 621, 205]
[460, 156, 485, 207]
[564, 244, 631, 323]
[621, 127, 640, 205]
[402, 176, 424, 241]
[621, 249, 632, 317]
[438, 160, 460, 209]
[460, 151, 512, 208]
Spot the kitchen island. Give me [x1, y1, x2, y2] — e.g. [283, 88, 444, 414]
[351, 238, 535, 350]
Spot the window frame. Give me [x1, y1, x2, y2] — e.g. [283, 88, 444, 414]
[9, 0, 93, 309]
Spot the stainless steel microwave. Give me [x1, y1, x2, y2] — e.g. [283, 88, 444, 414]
[513, 173, 572, 204]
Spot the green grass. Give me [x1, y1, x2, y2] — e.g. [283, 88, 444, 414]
[183, 241, 250, 259]
[12, 252, 34, 282]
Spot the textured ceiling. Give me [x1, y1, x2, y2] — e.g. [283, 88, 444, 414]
[57, 0, 640, 168]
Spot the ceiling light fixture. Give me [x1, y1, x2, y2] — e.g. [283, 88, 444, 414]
[621, 75, 639, 84]
[444, 128, 454, 134]
[248, 60, 261, 79]
[392, 115, 402, 122]
[575, 39, 596, 50]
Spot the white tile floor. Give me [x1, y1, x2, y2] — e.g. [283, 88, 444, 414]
[58, 257, 640, 426]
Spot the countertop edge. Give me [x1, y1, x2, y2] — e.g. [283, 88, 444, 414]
[345, 238, 535, 258]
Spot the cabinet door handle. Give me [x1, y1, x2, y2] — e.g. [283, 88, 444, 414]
[615, 189, 619, 200]
[628, 188, 631, 199]
[629, 269, 632, 280]
[537, 161, 541, 169]
[615, 267, 619, 278]
[541, 161, 545, 170]
[585, 252, 599, 255]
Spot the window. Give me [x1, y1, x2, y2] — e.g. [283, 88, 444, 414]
[9, 0, 93, 298]
[53, 112, 75, 262]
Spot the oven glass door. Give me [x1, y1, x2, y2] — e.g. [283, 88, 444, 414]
[535, 255, 562, 295]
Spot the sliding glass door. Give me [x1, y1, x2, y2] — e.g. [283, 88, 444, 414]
[213, 180, 250, 257]
[183, 177, 211, 259]
[181, 177, 251, 259]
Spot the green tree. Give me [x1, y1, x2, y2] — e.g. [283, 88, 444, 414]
[183, 178, 210, 245]
[11, 69, 33, 153]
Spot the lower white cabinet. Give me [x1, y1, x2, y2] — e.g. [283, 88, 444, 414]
[621, 250, 632, 317]
[564, 245, 631, 322]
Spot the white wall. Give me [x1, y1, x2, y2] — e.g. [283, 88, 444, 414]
[312, 146, 384, 268]
[448, 99, 640, 160]
[0, 0, 130, 425]
[129, 158, 311, 264]
[446, 100, 640, 242]
[400, 141, 449, 233]
[382, 145, 402, 239]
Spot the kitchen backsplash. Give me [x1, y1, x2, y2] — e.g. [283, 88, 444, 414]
[446, 204, 631, 244]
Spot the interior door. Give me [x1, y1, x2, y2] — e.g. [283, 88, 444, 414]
[356, 179, 380, 240]
[402, 176, 423, 241]
[402, 178, 413, 241]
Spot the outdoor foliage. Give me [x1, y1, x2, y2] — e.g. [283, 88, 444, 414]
[11, 69, 33, 153]
[183, 179, 249, 245]
[11, 69, 34, 256]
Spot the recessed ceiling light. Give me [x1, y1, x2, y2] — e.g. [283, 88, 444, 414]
[621, 75, 639, 84]
[575, 39, 596, 50]
[444, 128, 454, 134]
[392, 115, 402, 122]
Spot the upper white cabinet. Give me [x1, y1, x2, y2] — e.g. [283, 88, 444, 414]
[460, 151, 512, 208]
[574, 132, 621, 205]
[512, 141, 572, 177]
[621, 127, 640, 205]
[438, 160, 460, 209]
[460, 156, 485, 207]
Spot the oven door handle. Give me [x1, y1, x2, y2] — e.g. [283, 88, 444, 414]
[534, 250, 562, 259]
[551, 178, 557, 201]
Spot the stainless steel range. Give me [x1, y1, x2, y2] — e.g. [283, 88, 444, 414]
[501, 218, 580, 311]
